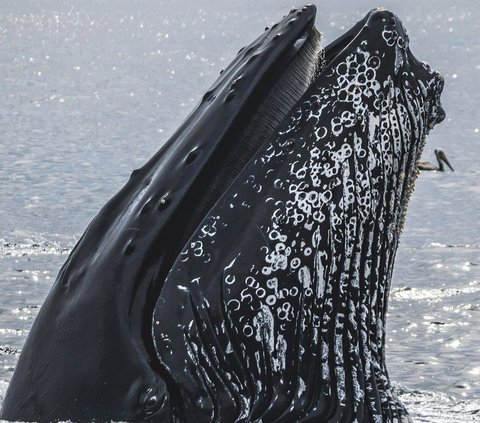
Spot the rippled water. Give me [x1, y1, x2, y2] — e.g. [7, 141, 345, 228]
[1, 0, 479, 421]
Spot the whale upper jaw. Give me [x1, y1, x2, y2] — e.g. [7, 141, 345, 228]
[1, 6, 323, 423]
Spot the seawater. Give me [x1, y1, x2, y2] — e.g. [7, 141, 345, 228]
[1, 0, 479, 421]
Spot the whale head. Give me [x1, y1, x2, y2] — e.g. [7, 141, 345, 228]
[1, 6, 444, 422]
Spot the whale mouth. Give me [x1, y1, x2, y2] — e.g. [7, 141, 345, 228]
[158, 8, 365, 267]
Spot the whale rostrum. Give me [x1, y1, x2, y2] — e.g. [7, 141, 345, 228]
[1, 6, 445, 423]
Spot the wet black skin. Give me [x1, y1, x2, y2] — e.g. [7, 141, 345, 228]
[1, 6, 319, 423]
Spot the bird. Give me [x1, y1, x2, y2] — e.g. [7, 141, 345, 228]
[417, 148, 454, 171]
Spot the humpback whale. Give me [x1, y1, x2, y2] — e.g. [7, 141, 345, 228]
[1, 6, 445, 423]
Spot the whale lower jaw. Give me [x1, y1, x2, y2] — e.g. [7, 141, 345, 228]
[151, 8, 445, 423]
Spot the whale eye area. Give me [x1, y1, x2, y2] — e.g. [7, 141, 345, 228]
[141, 387, 164, 416]
[145, 395, 159, 412]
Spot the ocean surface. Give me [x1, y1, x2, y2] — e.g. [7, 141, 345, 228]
[0, 0, 479, 421]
